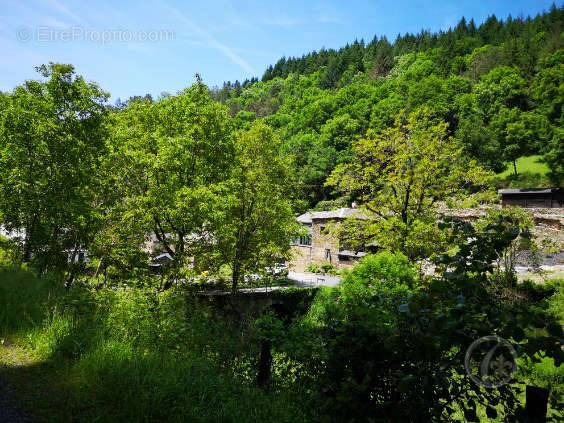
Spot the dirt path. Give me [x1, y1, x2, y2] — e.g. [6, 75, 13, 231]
[0, 344, 31, 423]
[0, 377, 26, 423]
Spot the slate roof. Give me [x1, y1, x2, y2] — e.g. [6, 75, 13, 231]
[337, 250, 368, 258]
[296, 207, 370, 224]
[498, 188, 561, 195]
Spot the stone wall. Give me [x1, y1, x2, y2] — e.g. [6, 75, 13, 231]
[289, 218, 361, 272]
[442, 207, 564, 251]
[289, 245, 312, 272]
[442, 207, 564, 231]
[290, 206, 564, 273]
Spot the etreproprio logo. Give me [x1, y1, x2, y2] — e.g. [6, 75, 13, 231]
[464, 336, 518, 388]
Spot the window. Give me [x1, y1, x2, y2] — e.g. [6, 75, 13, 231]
[292, 235, 312, 246]
[320, 226, 326, 234]
[299, 235, 312, 246]
[324, 249, 331, 261]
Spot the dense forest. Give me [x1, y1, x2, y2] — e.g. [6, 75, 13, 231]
[210, 4, 564, 208]
[0, 4, 563, 423]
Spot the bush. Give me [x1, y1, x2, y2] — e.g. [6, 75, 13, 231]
[320, 263, 333, 273]
[0, 235, 18, 266]
[340, 251, 416, 303]
[306, 263, 340, 275]
[305, 264, 321, 273]
[0, 268, 311, 422]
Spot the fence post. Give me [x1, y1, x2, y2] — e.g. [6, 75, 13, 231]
[525, 385, 549, 422]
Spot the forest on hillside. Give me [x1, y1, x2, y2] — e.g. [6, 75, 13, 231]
[0, 5, 563, 423]
[0, 2, 563, 292]
[210, 4, 564, 208]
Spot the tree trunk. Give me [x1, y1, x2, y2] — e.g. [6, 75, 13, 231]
[513, 160, 518, 176]
[94, 257, 103, 279]
[64, 270, 76, 290]
[65, 245, 80, 290]
[22, 227, 32, 264]
[232, 261, 240, 293]
[257, 339, 272, 388]
[525, 385, 548, 422]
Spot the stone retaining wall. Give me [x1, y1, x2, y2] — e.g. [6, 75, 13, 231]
[441, 207, 564, 231]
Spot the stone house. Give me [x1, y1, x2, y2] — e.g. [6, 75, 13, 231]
[289, 208, 373, 272]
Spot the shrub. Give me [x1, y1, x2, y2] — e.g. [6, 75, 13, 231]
[305, 264, 321, 273]
[0, 235, 18, 266]
[340, 251, 416, 303]
[320, 263, 333, 273]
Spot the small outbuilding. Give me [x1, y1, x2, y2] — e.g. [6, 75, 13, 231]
[498, 188, 564, 208]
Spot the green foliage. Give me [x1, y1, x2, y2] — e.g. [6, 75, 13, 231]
[290, 215, 562, 421]
[305, 264, 321, 273]
[0, 63, 109, 273]
[213, 122, 299, 290]
[100, 78, 235, 280]
[340, 252, 416, 303]
[0, 268, 311, 422]
[220, 8, 564, 206]
[328, 108, 492, 261]
[305, 263, 339, 274]
[0, 235, 18, 266]
[544, 127, 564, 186]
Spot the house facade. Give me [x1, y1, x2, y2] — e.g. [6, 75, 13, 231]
[289, 208, 371, 272]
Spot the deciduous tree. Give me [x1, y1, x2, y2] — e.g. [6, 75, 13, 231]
[327, 108, 491, 261]
[213, 122, 298, 291]
[0, 63, 108, 276]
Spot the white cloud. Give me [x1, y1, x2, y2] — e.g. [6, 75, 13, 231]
[261, 16, 302, 28]
[317, 14, 345, 25]
[160, 1, 255, 75]
[41, 0, 83, 24]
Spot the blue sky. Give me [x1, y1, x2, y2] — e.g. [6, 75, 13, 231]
[0, 0, 559, 102]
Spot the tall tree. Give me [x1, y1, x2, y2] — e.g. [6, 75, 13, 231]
[213, 122, 298, 291]
[327, 108, 491, 261]
[103, 78, 235, 280]
[0, 63, 108, 275]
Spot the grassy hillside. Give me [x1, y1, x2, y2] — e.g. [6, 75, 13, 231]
[498, 155, 551, 178]
[497, 155, 553, 188]
[0, 268, 310, 422]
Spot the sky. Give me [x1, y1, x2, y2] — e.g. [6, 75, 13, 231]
[0, 0, 559, 102]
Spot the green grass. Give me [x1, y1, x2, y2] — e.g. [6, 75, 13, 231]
[496, 155, 555, 189]
[2, 268, 563, 422]
[498, 155, 550, 179]
[0, 267, 310, 422]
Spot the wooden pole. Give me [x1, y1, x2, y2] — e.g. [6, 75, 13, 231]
[525, 385, 549, 422]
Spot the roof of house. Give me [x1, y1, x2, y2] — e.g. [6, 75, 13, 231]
[337, 250, 368, 258]
[152, 253, 174, 261]
[296, 207, 369, 224]
[498, 188, 562, 195]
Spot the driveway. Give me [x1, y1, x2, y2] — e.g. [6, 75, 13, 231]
[288, 271, 341, 287]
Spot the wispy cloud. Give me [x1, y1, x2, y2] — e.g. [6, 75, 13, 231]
[41, 0, 83, 24]
[40, 16, 69, 29]
[177, 38, 275, 59]
[262, 16, 302, 28]
[160, 1, 255, 75]
[209, 16, 255, 33]
[317, 13, 346, 25]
